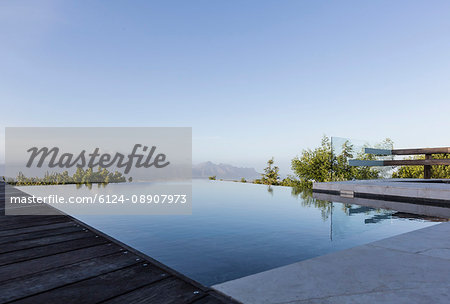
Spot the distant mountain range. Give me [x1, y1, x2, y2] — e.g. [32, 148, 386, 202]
[192, 162, 260, 180]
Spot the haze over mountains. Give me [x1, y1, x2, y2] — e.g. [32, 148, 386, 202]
[192, 162, 260, 180]
[0, 162, 262, 181]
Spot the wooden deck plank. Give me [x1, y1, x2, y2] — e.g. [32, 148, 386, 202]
[0, 221, 77, 238]
[12, 264, 168, 304]
[0, 215, 67, 224]
[0, 243, 122, 282]
[0, 225, 83, 245]
[0, 216, 70, 231]
[0, 236, 109, 266]
[0, 251, 140, 303]
[2, 203, 63, 215]
[192, 296, 235, 304]
[192, 292, 240, 304]
[0, 230, 95, 254]
[0, 183, 4, 216]
[102, 277, 205, 304]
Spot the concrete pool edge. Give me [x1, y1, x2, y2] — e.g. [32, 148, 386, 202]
[213, 222, 450, 304]
[312, 179, 450, 206]
[312, 192, 450, 218]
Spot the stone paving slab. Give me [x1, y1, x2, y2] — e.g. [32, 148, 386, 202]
[214, 223, 450, 304]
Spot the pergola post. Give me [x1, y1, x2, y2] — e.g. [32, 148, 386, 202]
[424, 154, 432, 179]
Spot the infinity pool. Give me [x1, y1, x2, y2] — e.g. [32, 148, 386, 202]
[72, 180, 439, 286]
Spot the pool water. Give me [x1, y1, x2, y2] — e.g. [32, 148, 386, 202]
[73, 180, 440, 286]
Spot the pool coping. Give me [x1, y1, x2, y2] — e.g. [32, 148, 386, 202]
[312, 179, 450, 204]
[213, 221, 450, 303]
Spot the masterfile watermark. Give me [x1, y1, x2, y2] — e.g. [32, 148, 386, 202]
[4, 127, 192, 215]
[9, 193, 188, 205]
[26, 144, 170, 174]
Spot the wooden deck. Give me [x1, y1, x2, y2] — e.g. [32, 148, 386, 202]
[0, 182, 240, 304]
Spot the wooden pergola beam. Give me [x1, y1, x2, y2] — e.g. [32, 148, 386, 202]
[364, 147, 450, 156]
[353, 147, 450, 179]
[349, 159, 450, 166]
[391, 147, 450, 155]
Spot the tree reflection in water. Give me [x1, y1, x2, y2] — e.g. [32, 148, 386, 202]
[264, 184, 393, 223]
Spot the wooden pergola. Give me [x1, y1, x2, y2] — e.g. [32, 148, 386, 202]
[349, 147, 450, 179]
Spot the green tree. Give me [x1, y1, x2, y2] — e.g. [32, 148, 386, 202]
[257, 157, 281, 185]
[291, 136, 333, 187]
[291, 136, 382, 188]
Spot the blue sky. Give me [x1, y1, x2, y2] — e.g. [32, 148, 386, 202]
[1, 0, 450, 174]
